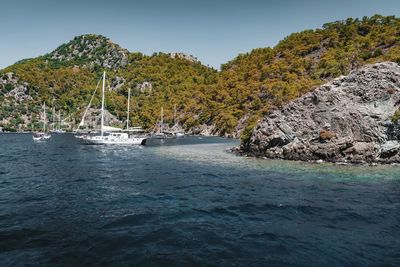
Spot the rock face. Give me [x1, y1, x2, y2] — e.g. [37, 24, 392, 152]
[187, 124, 217, 136]
[0, 72, 32, 102]
[49, 34, 129, 69]
[242, 62, 400, 164]
[168, 52, 199, 63]
[110, 76, 126, 91]
[136, 81, 153, 93]
[78, 108, 122, 129]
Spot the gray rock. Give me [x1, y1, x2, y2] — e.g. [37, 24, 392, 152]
[241, 62, 400, 164]
[110, 76, 126, 91]
[0, 72, 32, 102]
[169, 52, 199, 63]
[136, 81, 153, 93]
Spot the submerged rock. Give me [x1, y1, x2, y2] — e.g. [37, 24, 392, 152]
[242, 62, 400, 164]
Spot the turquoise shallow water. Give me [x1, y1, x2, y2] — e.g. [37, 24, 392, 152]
[0, 133, 399, 266]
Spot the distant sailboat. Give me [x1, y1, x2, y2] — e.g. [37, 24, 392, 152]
[158, 104, 185, 138]
[168, 104, 185, 138]
[81, 72, 147, 145]
[152, 107, 167, 139]
[57, 111, 66, 133]
[33, 102, 51, 141]
[51, 110, 66, 133]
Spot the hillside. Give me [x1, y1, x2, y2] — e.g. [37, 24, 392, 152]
[238, 62, 400, 163]
[0, 35, 218, 131]
[215, 15, 400, 139]
[0, 15, 399, 134]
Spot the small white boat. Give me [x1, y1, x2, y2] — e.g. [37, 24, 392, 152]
[51, 129, 66, 134]
[175, 131, 185, 138]
[151, 107, 168, 139]
[170, 104, 185, 138]
[152, 105, 185, 139]
[33, 102, 51, 141]
[33, 132, 51, 141]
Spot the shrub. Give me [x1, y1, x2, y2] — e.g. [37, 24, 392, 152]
[4, 84, 13, 92]
[319, 130, 335, 141]
[392, 108, 400, 123]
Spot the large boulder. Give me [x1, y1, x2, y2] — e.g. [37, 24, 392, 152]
[242, 62, 400, 164]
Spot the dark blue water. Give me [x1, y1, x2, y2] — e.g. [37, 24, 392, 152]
[0, 134, 399, 266]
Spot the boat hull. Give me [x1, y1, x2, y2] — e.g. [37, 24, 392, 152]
[82, 136, 147, 145]
[33, 133, 51, 141]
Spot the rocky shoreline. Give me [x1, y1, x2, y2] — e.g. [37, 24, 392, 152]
[239, 62, 400, 164]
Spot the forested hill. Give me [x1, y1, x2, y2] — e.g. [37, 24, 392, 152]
[0, 15, 399, 135]
[0, 35, 218, 132]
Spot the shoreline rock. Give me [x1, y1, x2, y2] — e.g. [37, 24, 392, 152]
[240, 62, 400, 164]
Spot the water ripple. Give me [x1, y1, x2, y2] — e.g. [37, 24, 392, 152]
[0, 134, 399, 266]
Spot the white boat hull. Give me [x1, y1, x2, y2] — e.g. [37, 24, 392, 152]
[175, 132, 185, 138]
[33, 133, 51, 141]
[50, 130, 66, 134]
[82, 135, 147, 145]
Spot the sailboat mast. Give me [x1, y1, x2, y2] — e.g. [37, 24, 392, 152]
[101, 71, 106, 136]
[174, 104, 176, 125]
[52, 104, 55, 130]
[43, 102, 46, 133]
[58, 110, 61, 130]
[161, 107, 164, 132]
[126, 88, 130, 130]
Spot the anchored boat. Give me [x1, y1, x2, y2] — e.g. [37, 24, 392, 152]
[80, 72, 147, 145]
[33, 102, 51, 141]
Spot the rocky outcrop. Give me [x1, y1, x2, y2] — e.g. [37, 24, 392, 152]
[110, 76, 126, 91]
[241, 62, 400, 164]
[187, 124, 217, 136]
[0, 72, 32, 102]
[169, 52, 199, 63]
[49, 34, 129, 69]
[136, 81, 153, 93]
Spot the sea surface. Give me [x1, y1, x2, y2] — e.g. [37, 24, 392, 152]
[0, 133, 399, 266]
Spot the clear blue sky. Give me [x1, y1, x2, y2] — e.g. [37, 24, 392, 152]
[1, 0, 399, 69]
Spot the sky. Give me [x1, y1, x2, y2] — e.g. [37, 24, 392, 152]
[1, 0, 399, 69]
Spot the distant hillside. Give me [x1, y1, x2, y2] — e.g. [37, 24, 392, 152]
[0, 15, 399, 135]
[0, 35, 217, 131]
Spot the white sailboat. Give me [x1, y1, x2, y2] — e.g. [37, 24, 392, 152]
[155, 104, 185, 138]
[33, 102, 51, 141]
[51, 110, 66, 133]
[56, 111, 66, 133]
[81, 72, 147, 145]
[167, 104, 185, 138]
[152, 107, 167, 139]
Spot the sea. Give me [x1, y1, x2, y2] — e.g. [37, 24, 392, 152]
[0, 133, 399, 266]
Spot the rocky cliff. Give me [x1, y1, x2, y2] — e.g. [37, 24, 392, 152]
[240, 62, 400, 164]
